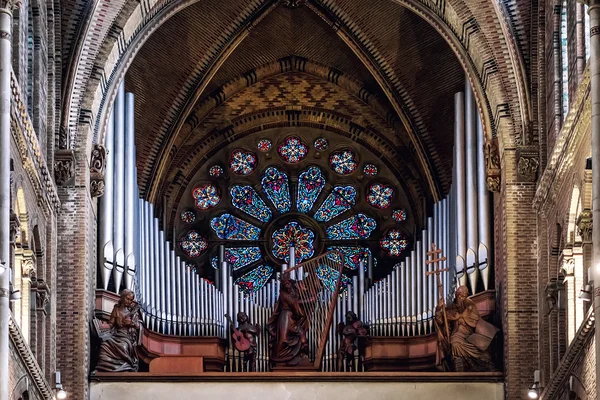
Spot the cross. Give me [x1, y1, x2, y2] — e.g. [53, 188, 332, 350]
[425, 243, 450, 340]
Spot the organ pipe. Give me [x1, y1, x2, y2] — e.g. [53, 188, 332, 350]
[98, 111, 115, 290]
[454, 91, 467, 286]
[477, 117, 492, 290]
[465, 83, 479, 293]
[124, 93, 136, 290]
[113, 82, 126, 292]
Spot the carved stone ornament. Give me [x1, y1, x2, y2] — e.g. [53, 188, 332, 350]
[484, 138, 501, 192]
[0, 0, 22, 10]
[9, 209, 20, 244]
[517, 154, 539, 182]
[281, 0, 306, 8]
[90, 144, 107, 197]
[577, 209, 593, 242]
[54, 149, 76, 186]
[32, 280, 50, 314]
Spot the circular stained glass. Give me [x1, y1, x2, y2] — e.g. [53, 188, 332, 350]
[392, 209, 407, 222]
[257, 139, 272, 152]
[380, 229, 408, 257]
[314, 138, 329, 151]
[271, 221, 315, 264]
[329, 149, 358, 175]
[230, 149, 258, 175]
[363, 163, 378, 176]
[193, 184, 221, 210]
[278, 136, 308, 163]
[180, 231, 208, 258]
[209, 165, 224, 177]
[366, 183, 394, 209]
[181, 210, 196, 224]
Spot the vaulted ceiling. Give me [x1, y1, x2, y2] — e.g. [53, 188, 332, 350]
[124, 0, 464, 230]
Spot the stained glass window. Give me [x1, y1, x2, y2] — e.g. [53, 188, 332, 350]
[180, 231, 208, 258]
[297, 166, 326, 213]
[257, 139, 272, 152]
[326, 213, 376, 240]
[209, 165, 224, 178]
[392, 209, 407, 222]
[261, 167, 291, 213]
[316, 264, 352, 293]
[278, 136, 308, 163]
[329, 149, 358, 175]
[314, 186, 357, 222]
[326, 246, 374, 270]
[210, 213, 261, 240]
[366, 183, 394, 209]
[181, 210, 196, 224]
[235, 265, 274, 294]
[363, 163, 378, 176]
[229, 149, 258, 175]
[271, 221, 315, 264]
[380, 229, 409, 257]
[192, 184, 221, 210]
[210, 247, 262, 270]
[314, 138, 328, 151]
[230, 185, 272, 222]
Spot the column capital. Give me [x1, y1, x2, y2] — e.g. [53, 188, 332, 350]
[0, 0, 20, 10]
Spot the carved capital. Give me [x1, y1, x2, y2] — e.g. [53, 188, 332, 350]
[517, 150, 540, 182]
[0, 0, 21, 10]
[577, 209, 593, 242]
[484, 138, 501, 192]
[32, 280, 50, 314]
[54, 149, 76, 186]
[90, 144, 107, 197]
[9, 209, 20, 244]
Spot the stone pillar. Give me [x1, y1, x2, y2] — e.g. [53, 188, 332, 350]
[0, 2, 15, 399]
[583, 1, 600, 398]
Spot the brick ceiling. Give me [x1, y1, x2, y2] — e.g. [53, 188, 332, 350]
[125, 0, 464, 223]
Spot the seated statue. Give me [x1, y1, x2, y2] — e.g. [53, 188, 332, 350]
[435, 285, 498, 372]
[94, 289, 141, 372]
[336, 310, 369, 372]
[228, 311, 261, 372]
[267, 275, 310, 367]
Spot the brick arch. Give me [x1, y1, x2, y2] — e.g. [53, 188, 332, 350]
[63, 0, 529, 179]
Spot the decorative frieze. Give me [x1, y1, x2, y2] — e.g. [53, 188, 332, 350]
[517, 153, 539, 182]
[90, 144, 107, 197]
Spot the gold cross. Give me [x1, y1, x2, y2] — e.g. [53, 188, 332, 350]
[425, 243, 448, 277]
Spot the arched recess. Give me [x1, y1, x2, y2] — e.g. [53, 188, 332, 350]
[62, 0, 529, 181]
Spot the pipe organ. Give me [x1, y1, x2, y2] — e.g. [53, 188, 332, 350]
[96, 82, 493, 371]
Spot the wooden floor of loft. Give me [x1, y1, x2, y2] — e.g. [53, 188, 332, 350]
[91, 371, 504, 382]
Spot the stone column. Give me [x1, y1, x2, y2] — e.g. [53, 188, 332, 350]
[0, 2, 15, 399]
[582, 1, 600, 399]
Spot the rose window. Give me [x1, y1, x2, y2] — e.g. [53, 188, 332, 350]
[177, 133, 413, 294]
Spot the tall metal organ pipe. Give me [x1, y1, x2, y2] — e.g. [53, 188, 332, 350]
[476, 118, 492, 290]
[113, 82, 126, 292]
[98, 111, 115, 290]
[454, 91, 467, 286]
[464, 83, 479, 293]
[124, 93, 137, 290]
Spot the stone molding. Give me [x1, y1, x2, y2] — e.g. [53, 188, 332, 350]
[8, 315, 54, 399]
[90, 143, 107, 197]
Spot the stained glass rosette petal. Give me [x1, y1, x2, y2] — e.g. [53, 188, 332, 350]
[209, 165, 224, 177]
[261, 167, 291, 213]
[366, 183, 394, 209]
[229, 149, 258, 175]
[180, 231, 208, 258]
[257, 139, 272, 152]
[314, 186, 357, 222]
[278, 136, 308, 163]
[230, 185, 272, 222]
[380, 229, 409, 257]
[392, 209, 407, 222]
[363, 163, 378, 176]
[235, 265, 274, 294]
[326, 214, 377, 240]
[181, 210, 196, 224]
[297, 166, 326, 213]
[326, 246, 375, 270]
[314, 138, 328, 151]
[192, 184, 221, 210]
[210, 247, 262, 270]
[271, 221, 315, 263]
[316, 264, 352, 293]
[210, 214, 261, 240]
[329, 149, 358, 175]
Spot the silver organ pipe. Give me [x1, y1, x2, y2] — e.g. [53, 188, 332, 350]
[465, 82, 479, 293]
[477, 117, 492, 290]
[454, 91, 467, 286]
[98, 110, 115, 290]
[124, 93, 136, 290]
[416, 241, 422, 335]
[113, 82, 126, 292]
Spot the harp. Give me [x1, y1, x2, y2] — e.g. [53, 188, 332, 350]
[282, 250, 344, 370]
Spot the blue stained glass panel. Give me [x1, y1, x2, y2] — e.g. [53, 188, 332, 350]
[235, 265, 274, 294]
[380, 229, 409, 257]
[180, 231, 208, 258]
[230, 185, 272, 222]
[314, 186, 357, 222]
[261, 167, 291, 213]
[316, 264, 352, 293]
[210, 247, 262, 270]
[297, 166, 326, 213]
[271, 221, 315, 263]
[326, 213, 377, 240]
[210, 214, 261, 240]
[326, 246, 375, 270]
